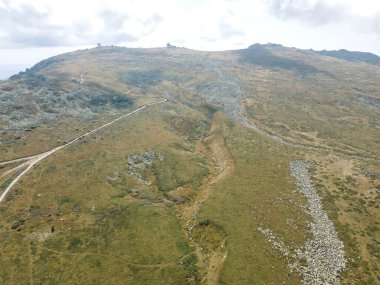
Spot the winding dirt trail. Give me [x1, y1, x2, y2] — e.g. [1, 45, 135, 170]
[79, 67, 97, 84]
[177, 114, 233, 284]
[0, 97, 167, 204]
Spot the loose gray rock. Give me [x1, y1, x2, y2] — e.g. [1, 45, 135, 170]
[290, 160, 346, 285]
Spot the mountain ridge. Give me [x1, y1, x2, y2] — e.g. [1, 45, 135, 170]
[7, 43, 380, 80]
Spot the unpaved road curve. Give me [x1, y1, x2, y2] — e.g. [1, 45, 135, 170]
[0, 161, 30, 178]
[0, 98, 167, 204]
[0, 156, 38, 167]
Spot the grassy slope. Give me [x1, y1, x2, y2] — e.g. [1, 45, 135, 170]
[0, 103, 207, 284]
[197, 115, 308, 284]
[0, 46, 379, 284]
[307, 153, 380, 284]
[229, 48, 380, 283]
[243, 52, 380, 157]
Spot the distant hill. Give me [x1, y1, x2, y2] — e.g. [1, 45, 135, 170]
[238, 43, 380, 70]
[316, 49, 380, 65]
[238, 43, 318, 73]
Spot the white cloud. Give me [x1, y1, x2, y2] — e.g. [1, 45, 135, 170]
[267, 0, 346, 25]
[0, 0, 380, 68]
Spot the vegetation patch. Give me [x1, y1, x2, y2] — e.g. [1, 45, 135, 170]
[119, 69, 163, 86]
[192, 219, 226, 253]
[152, 148, 209, 196]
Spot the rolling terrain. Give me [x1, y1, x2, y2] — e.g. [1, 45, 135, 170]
[0, 44, 379, 284]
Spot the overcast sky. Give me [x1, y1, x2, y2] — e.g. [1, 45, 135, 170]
[1, 0, 380, 78]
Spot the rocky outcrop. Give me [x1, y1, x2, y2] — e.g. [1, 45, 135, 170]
[290, 160, 346, 285]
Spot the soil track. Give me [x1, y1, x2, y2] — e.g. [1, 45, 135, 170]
[177, 113, 233, 284]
